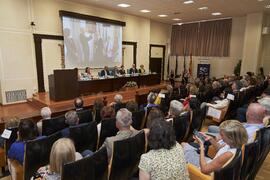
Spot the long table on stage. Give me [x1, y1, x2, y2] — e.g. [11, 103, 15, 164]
[79, 74, 160, 95]
[49, 69, 161, 101]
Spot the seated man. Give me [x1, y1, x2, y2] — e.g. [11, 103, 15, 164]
[129, 64, 138, 74]
[208, 103, 266, 143]
[144, 92, 158, 111]
[61, 110, 80, 137]
[166, 100, 185, 119]
[74, 97, 84, 111]
[110, 94, 125, 112]
[37, 107, 52, 135]
[100, 108, 139, 159]
[100, 66, 110, 77]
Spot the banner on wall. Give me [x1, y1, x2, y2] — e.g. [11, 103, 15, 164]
[197, 64, 210, 77]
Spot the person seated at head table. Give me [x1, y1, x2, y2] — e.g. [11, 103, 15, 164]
[112, 66, 120, 77]
[129, 64, 138, 74]
[81, 67, 93, 79]
[119, 65, 126, 75]
[100, 66, 110, 77]
[139, 64, 146, 74]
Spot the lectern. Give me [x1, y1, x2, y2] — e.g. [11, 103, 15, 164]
[49, 69, 78, 101]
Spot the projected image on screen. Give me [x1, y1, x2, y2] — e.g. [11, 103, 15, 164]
[62, 16, 122, 68]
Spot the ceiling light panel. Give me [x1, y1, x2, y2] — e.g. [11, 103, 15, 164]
[117, 3, 130, 8]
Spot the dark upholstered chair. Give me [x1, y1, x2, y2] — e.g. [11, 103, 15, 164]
[97, 118, 118, 148]
[4, 127, 18, 157]
[109, 131, 146, 180]
[173, 111, 190, 142]
[69, 121, 97, 152]
[42, 115, 67, 136]
[132, 110, 145, 130]
[251, 126, 270, 179]
[61, 147, 108, 180]
[240, 140, 260, 180]
[77, 109, 93, 124]
[93, 109, 102, 124]
[214, 149, 242, 180]
[24, 132, 62, 180]
[188, 149, 242, 180]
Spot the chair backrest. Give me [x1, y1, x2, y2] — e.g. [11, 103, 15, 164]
[69, 121, 97, 152]
[114, 103, 126, 113]
[173, 111, 190, 142]
[132, 110, 145, 130]
[4, 127, 18, 157]
[97, 118, 118, 148]
[240, 140, 260, 180]
[42, 115, 67, 136]
[252, 126, 270, 178]
[214, 149, 242, 180]
[61, 147, 108, 180]
[77, 109, 93, 124]
[93, 109, 102, 124]
[24, 132, 62, 180]
[109, 131, 146, 180]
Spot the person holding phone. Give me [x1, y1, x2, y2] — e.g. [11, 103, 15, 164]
[182, 120, 248, 174]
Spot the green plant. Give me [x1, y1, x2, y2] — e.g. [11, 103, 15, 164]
[234, 60, 241, 76]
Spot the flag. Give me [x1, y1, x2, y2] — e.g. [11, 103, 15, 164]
[189, 53, 193, 77]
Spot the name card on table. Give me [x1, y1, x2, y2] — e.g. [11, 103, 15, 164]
[158, 93, 165, 98]
[227, 94, 235, 101]
[1, 129, 12, 139]
[207, 107, 222, 119]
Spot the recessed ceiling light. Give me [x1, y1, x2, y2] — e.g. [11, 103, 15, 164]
[266, 5, 270, 8]
[212, 12, 222, 16]
[173, 18, 182, 21]
[183, 0, 194, 4]
[140, 9, 151, 13]
[198, 7, 208, 10]
[158, 14, 168, 17]
[117, 3, 130, 8]
[176, 23, 183, 25]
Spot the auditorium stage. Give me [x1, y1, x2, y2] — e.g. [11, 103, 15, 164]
[0, 83, 167, 122]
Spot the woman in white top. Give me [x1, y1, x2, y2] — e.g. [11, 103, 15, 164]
[182, 120, 248, 174]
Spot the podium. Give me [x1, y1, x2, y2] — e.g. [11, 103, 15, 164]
[49, 69, 78, 101]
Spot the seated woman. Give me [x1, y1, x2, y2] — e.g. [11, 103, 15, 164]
[8, 119, 40, 165]
[139, 120, 189, 180]
[97, 106, 116, 137]
[35, 138, 79, 179]
[182, 120, 248, 174]
[81, 67, 93, 79]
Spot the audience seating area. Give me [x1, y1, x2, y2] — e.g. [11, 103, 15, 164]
[0, 76, 270, 180]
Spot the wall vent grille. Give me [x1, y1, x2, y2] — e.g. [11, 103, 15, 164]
[5, 89, 27, 103]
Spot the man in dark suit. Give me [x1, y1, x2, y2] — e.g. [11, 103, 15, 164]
[100, 66, 110, 77]
[129, 64, 138, 74]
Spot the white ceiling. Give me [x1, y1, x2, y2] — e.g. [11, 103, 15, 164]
[67, 0, 270, 24]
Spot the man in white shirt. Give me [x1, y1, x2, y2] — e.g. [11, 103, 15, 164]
[208, 103, 266, 143]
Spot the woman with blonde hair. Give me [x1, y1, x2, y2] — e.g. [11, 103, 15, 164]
[182, 120, 248, 174]
[35, 138, 78, 179]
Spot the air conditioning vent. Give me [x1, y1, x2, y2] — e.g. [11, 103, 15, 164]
[5, 89, 27, 103]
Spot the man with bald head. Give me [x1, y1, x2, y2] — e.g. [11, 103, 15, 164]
[100, 108, 139, 158]
[208, 103, 265, 143]
[244, 103, 265, 142]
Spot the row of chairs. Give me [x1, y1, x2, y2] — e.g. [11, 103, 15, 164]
[62, 131, 147, 180]
[9, 128, 146, 180]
